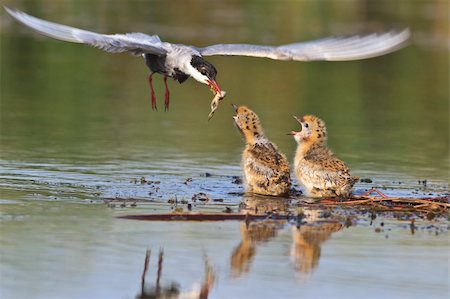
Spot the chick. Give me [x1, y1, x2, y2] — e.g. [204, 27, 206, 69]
[291, 115, 358, 198]
[233, 105, 291, 196]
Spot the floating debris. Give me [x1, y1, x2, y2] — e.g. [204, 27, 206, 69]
[418, 179, 428, 186]
[410, 219, 416, 235]
[360, 178, 373, 183]
[317, 190, 449, 216]
[232, 177, 243, 185]
[118, 213, 285, 221]
[192, 193, 210, 202]
[104, 198, 139, 208]
[133, 177, 161, 185]
[344, 216, 353, 228]
[224, 207, 233, 213]
[167, 197, 177, 204]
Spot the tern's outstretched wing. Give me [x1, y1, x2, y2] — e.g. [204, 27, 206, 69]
[5, 7, 167, 56]
[198, 30, 411, 61]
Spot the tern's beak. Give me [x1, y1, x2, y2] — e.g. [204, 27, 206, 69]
[207, 79, 222, 95]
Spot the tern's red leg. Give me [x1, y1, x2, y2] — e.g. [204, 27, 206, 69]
[148, 73, 157, 111]
[163, 76, 170, 111]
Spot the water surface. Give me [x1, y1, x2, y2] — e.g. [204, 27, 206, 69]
[1, 1, 449, 298]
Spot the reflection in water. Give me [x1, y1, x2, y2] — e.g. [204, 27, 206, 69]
[0, 199, 448, 299]
[291, 222, 342, 276]
[231, 220, 286, 278]
[231, 195, 289, 277]
[137, 248, 179, 299]
[136, 248, 214, 299]
[231, 195, 343, 278]
[241, 194, 291, 215]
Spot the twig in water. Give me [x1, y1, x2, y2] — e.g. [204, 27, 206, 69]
[360, 188, 388, 198]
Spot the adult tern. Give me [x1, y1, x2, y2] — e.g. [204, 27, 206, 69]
[5, 7, 411, 111]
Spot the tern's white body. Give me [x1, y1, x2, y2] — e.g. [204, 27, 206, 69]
[5, 6, 411, 109]
[5, 6, 412, 81]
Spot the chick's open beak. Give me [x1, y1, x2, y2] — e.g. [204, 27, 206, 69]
[231, 104, 238, 112]
[287, 131, 298, 136]
[293, 115, 302, 123]
[207, 79, 222, 95]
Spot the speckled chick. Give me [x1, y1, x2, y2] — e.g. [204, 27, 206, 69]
[291, 115, 358, 198]
[233, 105, 291, 196]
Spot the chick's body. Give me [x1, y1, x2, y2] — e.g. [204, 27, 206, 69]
[292, 115, 358, 198]
[234, 106, 291, 196]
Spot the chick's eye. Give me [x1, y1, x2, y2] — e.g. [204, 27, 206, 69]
[304, 123, 309, 128]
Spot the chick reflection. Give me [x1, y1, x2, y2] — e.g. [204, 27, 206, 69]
[234, 195, 343, 279]
[290, 222, 342, 276]
[241, 194, 290, 215]
[231, 220, 285, 278]
[231, 195, 288, 278]
[136, 248, 214, 299]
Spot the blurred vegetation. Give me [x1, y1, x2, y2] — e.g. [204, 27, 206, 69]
[1, 0, 448, 180]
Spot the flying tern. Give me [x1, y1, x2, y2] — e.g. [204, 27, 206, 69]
[5, 7, 411, 111]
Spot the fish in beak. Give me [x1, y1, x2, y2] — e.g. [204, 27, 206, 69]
[207, 79, 222, 96]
